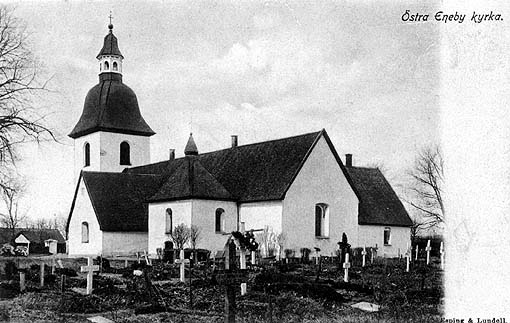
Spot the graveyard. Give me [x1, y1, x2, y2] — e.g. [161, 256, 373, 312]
[0, 235, 444, 323]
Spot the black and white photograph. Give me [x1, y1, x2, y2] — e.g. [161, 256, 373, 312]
[0, 0, 507, 322]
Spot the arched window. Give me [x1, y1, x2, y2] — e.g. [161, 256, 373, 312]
[99, 63, 102, 71]
[215, 208, 225, 233]
[112, 61, 118, 71]
[120, 141, 131, 165]
[315, 203, 329, 237]
[165, 208, 173, 234]
[104, 61, 109, 70]
[84, 142, 90, 167]
[384, 227, 391, 245]
[81, 222, 89, 243]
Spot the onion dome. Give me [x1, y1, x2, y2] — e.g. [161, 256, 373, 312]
[184, 133, 199, 156]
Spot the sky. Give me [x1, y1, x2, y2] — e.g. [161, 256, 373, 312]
[9, 1, 440, 222]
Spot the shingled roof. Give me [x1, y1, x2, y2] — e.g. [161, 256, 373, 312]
[127, 130, 324, 202]
[346, 166, 412, 227]
[81, 172, 166, 231]
[149, 157, 233, 202]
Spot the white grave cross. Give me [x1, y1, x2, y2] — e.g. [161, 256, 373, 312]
[343, 253, 351, 282]
[239, 222, 247, 296]
[175, 249, 189, 282]
[361, 246, 367, 267]
[405, 243, 410, 272]
[425, 240, 431, 265]
[80, 257, 100, 295]
[415, 244, 419, 261]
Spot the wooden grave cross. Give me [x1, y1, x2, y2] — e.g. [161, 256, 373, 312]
[175, 249, 189, 282]
[425, 240, 431, 265]
[80, 257, 100, 295]
[216, 238, 249, 323]
[361, 246, 367, 267]
[440, 241, 445, 270]
[343, 253, 351, 282]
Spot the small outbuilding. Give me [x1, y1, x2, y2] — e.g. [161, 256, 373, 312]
[14, 229, 66, 255]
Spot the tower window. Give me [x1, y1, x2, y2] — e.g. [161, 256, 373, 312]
[84, 142, 90, 167]
[104, 61, 109, 70]
[99, 63, 102, 71]
[215, 208, 225, 233]
[82, 222, 89, 243]
[120, 141, 130, 165]
[315, 203, 329, 238]
[113, 62, 118, 71]
[165, 208, 172, 234]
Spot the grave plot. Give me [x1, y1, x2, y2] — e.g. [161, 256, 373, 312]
[2, 240, 444, 322]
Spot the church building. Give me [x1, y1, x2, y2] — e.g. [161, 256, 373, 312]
[66, 24, 412, 258]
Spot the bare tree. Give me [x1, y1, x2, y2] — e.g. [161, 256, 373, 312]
[189, 225, 201, 250]
[0, 175, 26, 241]
[406, 145, 444, 229]
[171, 223, 190, 250]
[0, 7, 55, 176]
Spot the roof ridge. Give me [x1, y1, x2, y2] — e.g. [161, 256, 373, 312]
[199, 130, 322, 156]
[126, 130, 323, 172]
[346, 166, 380, 170]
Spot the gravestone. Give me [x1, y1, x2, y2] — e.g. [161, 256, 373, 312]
[164, 241, 174, 262]
[40, 263, 45, 287]
[440, 241, 445, 270]
[80, 257, 100, 295]
[19, 269, 26, 292]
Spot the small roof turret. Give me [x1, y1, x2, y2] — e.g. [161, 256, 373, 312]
[184, 133, 199, 156]
[97, 24, 124, 59]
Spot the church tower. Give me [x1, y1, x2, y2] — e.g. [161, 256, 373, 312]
[69, 23, 155, 179]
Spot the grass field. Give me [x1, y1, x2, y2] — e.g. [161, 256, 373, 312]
[0, 255, 443, 322]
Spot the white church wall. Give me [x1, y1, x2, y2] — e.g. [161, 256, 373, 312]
[191, 199, 237, 253]
[239, 201, 283, 233]
[73, 132, 150, 181]
[148, 200, 192, 255]
[358, 225, 411, 258]
[282, 136, 359, 257]
[73, 132, 101, 181]
[102, 231, 148, 256]
[68, 179, 103, 255]
[99, 132, 151, 172]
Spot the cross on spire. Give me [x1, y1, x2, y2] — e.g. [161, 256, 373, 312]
[109, 11, 113, 25]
